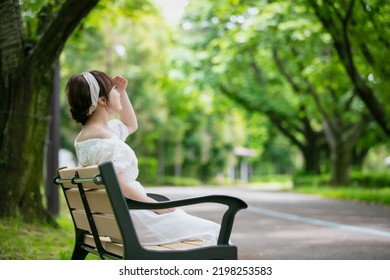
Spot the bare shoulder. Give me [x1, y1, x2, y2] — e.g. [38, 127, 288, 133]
[76, 124, 113, 142]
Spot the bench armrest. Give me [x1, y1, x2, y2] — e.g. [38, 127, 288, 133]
[126, 195, 247, 245]
[146, 193, 170, 202]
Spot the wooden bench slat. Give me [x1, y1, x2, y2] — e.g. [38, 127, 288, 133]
[65, 189, 84, 210]
[159, 242, 204, 250]
[72, 210, 90, 232]
[66, 189, 114, 213]
[143, 245, 173, 251]
[182, 240, 210, 246]
[94, 214, 122, 241]
[59, 165, 104, 189]
[83, 234, 210, 257]
[86, 190, 114, 213]
[58, 165, 104, 189]
[76, 166, 103, 188]
[58, 168, 76, 179]
[149, 241, 209, 251]
[59, 165, 100, 179]
[72, 210, 122, 241]
[76, 165, 100, 178]
[84, 235, 124, 257]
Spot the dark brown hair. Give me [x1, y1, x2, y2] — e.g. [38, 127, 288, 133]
[66, 70, 114, 125]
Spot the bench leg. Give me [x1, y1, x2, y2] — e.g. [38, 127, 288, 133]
[71, 229, 88, 260]
[71, 244, 89, 260]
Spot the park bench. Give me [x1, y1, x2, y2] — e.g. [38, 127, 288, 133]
[54, 161, 247, 260]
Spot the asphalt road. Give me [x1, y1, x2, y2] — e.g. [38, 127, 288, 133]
[146, 186, 390, 260]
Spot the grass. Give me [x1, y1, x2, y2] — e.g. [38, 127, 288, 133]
[0, 215, 74, 260]
[0, 213, 102, 260]
[249, 174, 390, 206]
[293, 186, 390, 205]
[0, 192, 101, 260]
[1, 178, 389, 260]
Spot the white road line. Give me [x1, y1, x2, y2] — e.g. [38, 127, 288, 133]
[247, 206, 390, 238]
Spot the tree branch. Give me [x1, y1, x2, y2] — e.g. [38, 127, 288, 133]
[323, 0, 344, 22]
[29, 0, 99, 71]
[307, 0, 390, 136]
[218, 83, 305, 150]
[272, 46, 338, 132]
[359, 0, 389, 49]
[272, 48, 301, 93]
[346, 113, 371, 149]
[249, 53, 267, 85]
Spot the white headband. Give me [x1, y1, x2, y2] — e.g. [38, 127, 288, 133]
[82, 72, 100, 115]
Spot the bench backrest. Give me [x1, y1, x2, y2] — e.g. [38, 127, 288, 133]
[56, 162, 142, 258]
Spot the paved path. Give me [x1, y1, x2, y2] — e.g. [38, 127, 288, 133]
[146, 186, 390, 260]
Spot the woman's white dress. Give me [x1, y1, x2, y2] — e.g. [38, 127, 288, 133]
[74, 119, 220, 245]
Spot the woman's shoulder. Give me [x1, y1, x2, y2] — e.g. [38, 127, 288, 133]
[75, 124, 113, 143]
[108, 119, 129, 141]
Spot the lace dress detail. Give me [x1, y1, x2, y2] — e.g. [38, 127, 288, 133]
[74, 119, 220, 245]
[75, 119, 139, 184]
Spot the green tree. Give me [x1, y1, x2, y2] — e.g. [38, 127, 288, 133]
[0, 0, 152, 221]
[306, 0, 390, 136]
[0, 0, 99, 222]
[181, 0, 328, 174]
[268, 1, 373, 185]
[181, 0, 387, 185]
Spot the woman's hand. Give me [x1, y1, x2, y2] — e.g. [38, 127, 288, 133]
[112, 75, 138, 134]
[112, 75, 128, 95]
[154, 208, 176, 215]
[117, 173, 175, 215]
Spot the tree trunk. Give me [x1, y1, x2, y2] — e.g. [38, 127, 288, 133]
[157, 137, 166, 178]
[302, 141, 322, 175]
[0, 0, 99, 222]
[272, 117, 324, 175]
[174, 144, 183, 177]
[0, 68, 54, 222]
[329, 141, 352, 186]
[323, 116, 369, 186]
[351, 147, 369, 169]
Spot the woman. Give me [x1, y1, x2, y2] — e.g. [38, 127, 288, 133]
[66, 70, 220, 245]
